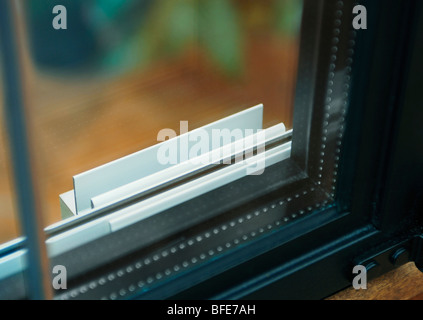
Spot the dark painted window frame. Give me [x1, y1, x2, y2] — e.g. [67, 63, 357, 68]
[0, 0, 422, 300]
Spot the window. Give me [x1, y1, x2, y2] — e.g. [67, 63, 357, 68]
[0, 0, 422, 300]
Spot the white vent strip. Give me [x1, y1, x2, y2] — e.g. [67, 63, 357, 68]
[47, 130, 291, 258]
[91, 122, 285, 210]
[73, 104, 264, 214]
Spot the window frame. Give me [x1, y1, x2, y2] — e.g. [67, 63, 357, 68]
[0, 0, 422, 300]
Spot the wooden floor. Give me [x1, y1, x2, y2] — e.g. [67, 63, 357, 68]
[328, 263, 423, 300]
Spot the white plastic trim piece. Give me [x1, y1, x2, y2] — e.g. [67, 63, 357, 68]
[45, 219, 111, 257]
[91, 122, 286, 211]
[47, 126, 290, 257]
[0, 250, 26, 280]
[59, 190, 76, 218]
[109, 140, 291, 232]
[73, 104, 264, 214]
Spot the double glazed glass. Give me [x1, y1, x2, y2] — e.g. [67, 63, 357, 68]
[0, 0, 360, 300]
[16, 0, 302, 230]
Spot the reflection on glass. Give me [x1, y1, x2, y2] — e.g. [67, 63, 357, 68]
[0, 68, 20, 243]
[17, 0, 302, 227]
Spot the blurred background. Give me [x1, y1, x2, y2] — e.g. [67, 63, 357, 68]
[0, 0, 303, 243]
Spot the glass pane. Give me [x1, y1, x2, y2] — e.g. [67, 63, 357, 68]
[17, 0, 302, 228]
[0, 63, 20, 243]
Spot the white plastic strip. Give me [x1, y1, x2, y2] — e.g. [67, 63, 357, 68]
[109, 140, 291, 232]
[0, 250, 26, 280]
[91, 123, 285, 211]
[45, 219, 110, 257]
[73, 104, 264, 214]
[45, 128, 290, 257]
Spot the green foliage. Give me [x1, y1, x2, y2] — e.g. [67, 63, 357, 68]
[136, 0, 245, 77]
[93, 0, 127, 19]
[78, 0, 303, 75]
[139, 0, 197, 62]
[274, 0, 303, 37]
[198, 0, 244, 76]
